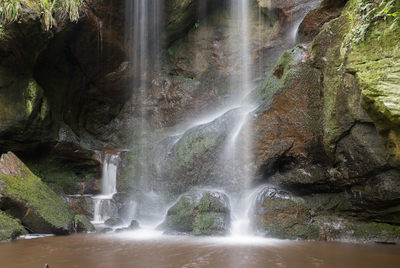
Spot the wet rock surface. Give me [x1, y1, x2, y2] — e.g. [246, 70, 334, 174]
[249, 0, 400, 241]
[104, 217, 124, 227]
[297, 0, 347, 43]
[251, 185, 319, 240]
[74, 214, 95, 233]
[160, 190, 231, 236]
[65, 195, 95, 219]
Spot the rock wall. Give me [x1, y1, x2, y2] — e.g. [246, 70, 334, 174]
[250, 0, 400, 240]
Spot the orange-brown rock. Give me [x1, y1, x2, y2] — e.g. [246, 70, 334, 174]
[297, 0, 348, 43]
[251, 46, 324, 177]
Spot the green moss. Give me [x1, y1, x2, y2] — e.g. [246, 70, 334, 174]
[254, 50, 296, 105]
[193, 212, 228, 236]
[311, 14, 352, 157]
[176, 130, 219, 166]
[198, 192, 228, 213]
[74, 214, 95, 233]
[345, 221, 400, 240]
[342, 0, 400, 166]
[24, 79, 40, 116]
[253, 189, 317, 240]
[165, 195, 196, 232]
[0, 164, 74, 232]
[0, 210, 27, 241]
[316, 216, 400, 242]
[162, 191, 230, 235]
[310, 0, 400, 163]
[25, 157, 86, 195]
[263, 222, 320, 240]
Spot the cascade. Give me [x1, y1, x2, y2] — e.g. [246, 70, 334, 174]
[125, 0, 165, 225]
[123, 0, 319, 235]
[92, 153, 119, 224]
[224, 0, 256, 236]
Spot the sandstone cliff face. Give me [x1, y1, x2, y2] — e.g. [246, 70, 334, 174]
[250, 0, 400, 239]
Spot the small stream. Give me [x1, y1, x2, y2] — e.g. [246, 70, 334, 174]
[1, 234, 399, 268]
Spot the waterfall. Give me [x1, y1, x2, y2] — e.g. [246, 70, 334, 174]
[92, 153, 119, 224]
[125, 0, 165, 226]
[224, 0, 257, 236]
[121, 0, 317, 235]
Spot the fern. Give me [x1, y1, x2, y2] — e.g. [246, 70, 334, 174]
[0, 0, 84, 30]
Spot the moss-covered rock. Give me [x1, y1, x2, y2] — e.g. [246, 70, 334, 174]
[145, 108, 246, 200]
[0, 210, 27, 241]
[251, 46, 324, 179]
[73, 214, 95, 233]
[0, 152, 75, 234]
[310, 0, 400, 166]
[25, 154, 100, 195]
[343, 0, 400, 167]
[164, 0, 224, 45]
[316, 216, 400, 243]
[104, 217, 124, 227]
[251, 185, 319, 240]
[160, 190, 231, 236]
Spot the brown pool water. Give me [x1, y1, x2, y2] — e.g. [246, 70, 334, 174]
[1, 231, 399, 268]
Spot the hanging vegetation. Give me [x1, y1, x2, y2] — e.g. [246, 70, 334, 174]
[0, 0, 83, 30]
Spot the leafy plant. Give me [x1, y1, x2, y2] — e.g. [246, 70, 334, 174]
[340, 0, 399, 61]
[0, 0, 22, 23]
[0, 0, 84, 30]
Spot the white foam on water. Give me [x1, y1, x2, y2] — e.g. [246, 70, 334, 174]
[111, 226, 164, 241]
[92, 153, 120, 224]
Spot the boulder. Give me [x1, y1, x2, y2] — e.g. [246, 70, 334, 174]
[100, 227, 113, 234]
[114, 220, 140, 232]
[160, 190, 231, 235]
[128, 220, 140, 230]
[104, 217, 124, 227]
[146, 108, 247, 199]
[74, 214, 95, 233]
[0, 211, 27, 241]
[65, 195, 95, 219]
[251, 185, 319, 239]
[0, 152, 75, 234]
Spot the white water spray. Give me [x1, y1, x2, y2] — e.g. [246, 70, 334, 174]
[92, 153, 119, 224]
[224, 0, 257, 237]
